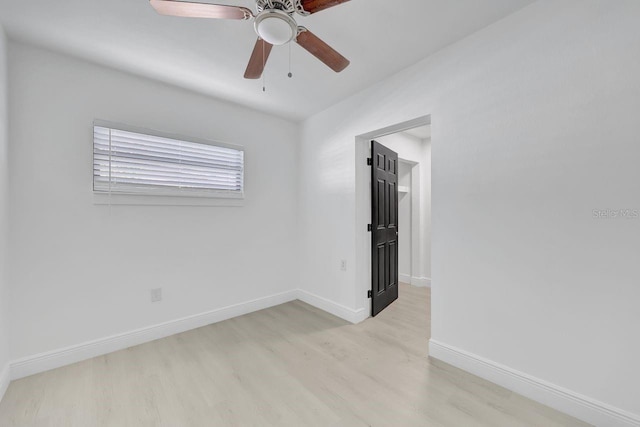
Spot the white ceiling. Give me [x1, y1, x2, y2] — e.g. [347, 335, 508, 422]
[0, 0, 535, 121]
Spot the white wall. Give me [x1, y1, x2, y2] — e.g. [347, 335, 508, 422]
[0, 25, 11, 395]
[7, 42, 299, 362]
[298, 0, 640, 424]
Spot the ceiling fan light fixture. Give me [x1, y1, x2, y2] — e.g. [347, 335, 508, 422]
[254, 10, 297, 46]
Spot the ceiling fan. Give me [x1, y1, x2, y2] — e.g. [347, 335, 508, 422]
[149, 0, 351, 79]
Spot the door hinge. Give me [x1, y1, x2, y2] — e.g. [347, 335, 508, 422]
[367, 224, 373, 232]
[367, 158, 372, 166]
[367, 290, 372, 298]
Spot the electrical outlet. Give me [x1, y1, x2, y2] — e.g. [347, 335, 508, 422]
[340, 260, 347, 271]
[150, 288, 162, 303]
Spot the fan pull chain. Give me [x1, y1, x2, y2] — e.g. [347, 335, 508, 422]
[262, 39, 266, 92]
[288, 42, 293, 78]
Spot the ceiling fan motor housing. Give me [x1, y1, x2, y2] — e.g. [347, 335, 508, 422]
[256, 0, 310, 16]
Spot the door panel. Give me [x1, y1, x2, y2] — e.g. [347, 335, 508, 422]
[371, 140, 399, 317]
[377, 244, 385, 294]
[377, 180, 385, 227]
[389, 182, 396, 227]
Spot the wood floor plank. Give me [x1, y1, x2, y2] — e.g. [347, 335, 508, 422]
[0, 284, 590, 426]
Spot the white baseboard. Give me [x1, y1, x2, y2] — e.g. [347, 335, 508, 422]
[411, 277, 431, 288]
[0, 363, 9, 403]
[399, 273, 411, 284]
[10, 290, 298, 380]
[296, 290, 368, 324]
[429, 340, 640, 427]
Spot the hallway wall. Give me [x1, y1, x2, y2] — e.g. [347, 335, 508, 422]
[397, 162, 412, 284]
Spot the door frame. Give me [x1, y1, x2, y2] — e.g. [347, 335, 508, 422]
[354, 115, 431, 317]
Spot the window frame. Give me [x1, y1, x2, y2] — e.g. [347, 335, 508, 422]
[92, 120, 245, 205]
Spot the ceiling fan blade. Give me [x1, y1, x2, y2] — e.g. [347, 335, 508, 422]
[300, 0, 350, 14]
[150, 0, 253, 20]
[244, 38, 273, 79]
[296, 28, 350, 73]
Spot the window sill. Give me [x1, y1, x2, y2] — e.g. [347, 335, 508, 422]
[93, 193, 244, 207]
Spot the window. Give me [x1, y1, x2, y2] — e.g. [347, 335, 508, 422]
[93, 123, 244, 199]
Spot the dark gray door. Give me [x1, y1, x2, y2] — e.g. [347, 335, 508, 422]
[371, 140, 399, 317]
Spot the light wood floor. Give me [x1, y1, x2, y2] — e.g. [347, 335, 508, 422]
[0, 284, 589, 426]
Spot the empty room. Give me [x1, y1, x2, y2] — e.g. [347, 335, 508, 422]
[0, 0, 638, 426]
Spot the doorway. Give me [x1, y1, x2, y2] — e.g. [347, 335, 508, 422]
[355, 116, 432, 317]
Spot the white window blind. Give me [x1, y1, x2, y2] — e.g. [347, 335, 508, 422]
[93, 124, 244, 198]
